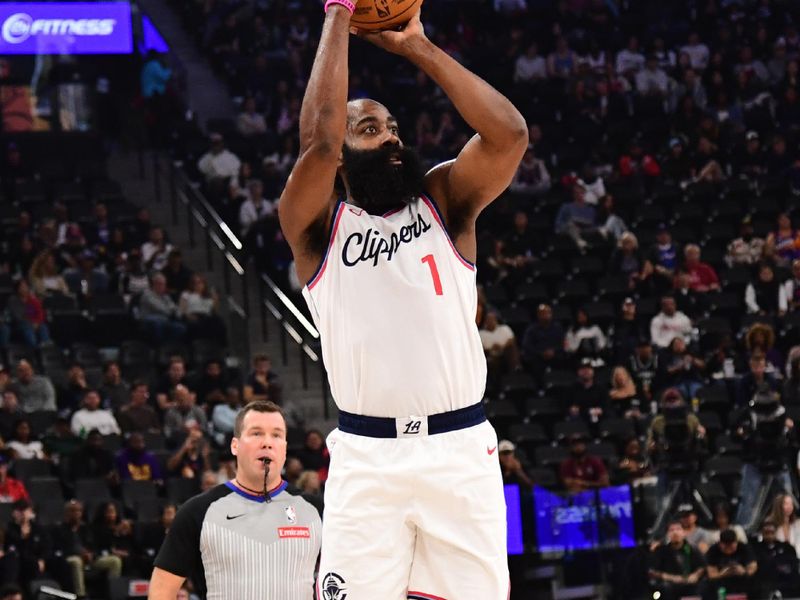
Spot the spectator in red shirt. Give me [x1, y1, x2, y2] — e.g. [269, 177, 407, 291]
[6, 280, 50, 347]
[559, 434, 609, 493]
[0, 453, 29, 503]
[680, 244, 720, 293]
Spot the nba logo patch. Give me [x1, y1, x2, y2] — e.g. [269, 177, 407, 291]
[285, 506, 297, 524]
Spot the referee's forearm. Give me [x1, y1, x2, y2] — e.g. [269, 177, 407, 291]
[148, 567, 185, 600]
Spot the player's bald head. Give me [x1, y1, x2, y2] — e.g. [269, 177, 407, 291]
[346, 98, 394, 133]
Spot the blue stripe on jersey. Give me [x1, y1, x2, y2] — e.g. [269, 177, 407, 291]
[224, 480, 288, 502]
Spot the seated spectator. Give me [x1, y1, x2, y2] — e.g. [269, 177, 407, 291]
[0, 454, 28, 503]
[565, 307, 607, 358]
[161, 249, 192, 302]
[28, 250, 69, 297]
[295, 430, 330, 483]
[705, 529, 758, 598]
[708, 502, 747, 545]
[554, 184, 597, 250]
[648, 520, 706, 600]
[211, 387, 241, 446]
[725, 215, 764, 268]
[243, 354, 282, 405]
[784, 259, 800, 313]
[768, 493, 800, 558]
[117, 248, 150, 299]
[521, 304, 565, 373]
[141, 226, 173, 273]
[296, 470, 322, 497]
[608, 366, 640, 419]
[661, 137, 694, 185]
[137, 503, 175, 574]
[672, 269, 703, 319]
[70, 390, 121, 438]
[681, 244, 720, 293]
[677, 504, 714, 553]
[745, 323, 783, 376]
[115, 432, 162, 483]
[735, 352, 780, 406]
[117, 381, 160, 434]
[84, 202, 114, 251]
[659, 337, 705, 402]
[635, 54, 669, 98]
[577, 164, 606, 207]
[194, 359, 230, 410]
[650, 296, 693, 349]
[734, 130, 768, 180]
[236, 97, 267, 137]
[608, 232, 651, 292]
[754, 518, 799, 598]
[497, 439, 534, 489]
[178, 274, 227, 344]
[746, 262, 786, 315]
[68, 430, 116, 484]
[4, 499, 51, 592]
[155, 356, 188, 413]
[63, 250, 109, 302]
[765, 213, 800, 267]
[612, 298, 649, 363]
[616, 35, 645, 77]
[513, 42, 546, 84]
[690, 135, 725, 183]
[41, 417, 81, 464]
[197, 133, 241, 185]
[90, 501, 134, 576]
[163, 385, 207, 445]
[166, 428, 210, 480]
[503, 211, 538, 270]
[0, 390, 23, 442]
[629, 338, 660, 402]
[50, 499, 121, 597]
[137, 273, 186, 344]
[546, 36, 576, 80]
[59, 362, 89, 415]
[239, 179, 275, 238]
[479, 311, 520, 378]
[99, 361, 129, 413]
[509, 145, 550, 195]
[559, 434, 609, 493]
[6, 280, 50, 347]
[596, 194, 629, 242]
[648, 225, 681, 292]
[617, 438, 652, 482]
[13, 360, 55, 413]
[567, 358, 606, 423]
[6, 419, 43, 460]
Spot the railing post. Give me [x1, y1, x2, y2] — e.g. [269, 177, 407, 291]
[259, 277, 268, 342]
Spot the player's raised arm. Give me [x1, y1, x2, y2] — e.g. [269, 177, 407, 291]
[353, 10, 528, 221]
[278, 2, 351, 274]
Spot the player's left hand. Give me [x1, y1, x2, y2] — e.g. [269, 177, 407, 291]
[350, 8, 427, 57]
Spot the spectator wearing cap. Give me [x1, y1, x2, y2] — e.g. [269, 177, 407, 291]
[734, 352, 780, 407]
[4, 498, 52, 592]
[726, 216, 766, 267]
[568, 359, 606, 423]
[648, 519, 706, 600]
[161, 249, 193, 302]
[13, 360, 55, 413]
[662, 137, 694, 186]
[677, 504, 714, 553]
[647, 225, 680, 292]
[706, 528, 758, 597]
[479, 311, 521, 379]
[746, 263, 786, 316]
[650, 296, 693, 349]
[754, 518, 800, 597]
[559, 434, 609, 493]
[138, 273, 186, 345]
[141, 226, 174, 272]
[0, 454, 29, 503]
[766, 213, 800, 267]
[70, 390, 120, 438]
[497, 440, 533, 489]
[6, 280, 50, 348]
[197, 133, 242, 184]
[735, 130, 768, 179]
[554, 183, 597, 251]
[522, 304, 565, 374]
[612, 298, 649, 363]
[608, 232, 651, 293]
[680, 245, 719, 293]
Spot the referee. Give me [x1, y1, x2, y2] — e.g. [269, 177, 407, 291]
[148, 401, 322, 599]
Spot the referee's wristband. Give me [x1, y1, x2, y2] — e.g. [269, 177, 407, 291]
[325, 0, 355, 14]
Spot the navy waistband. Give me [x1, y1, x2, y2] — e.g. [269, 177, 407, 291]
[338, 402, 486, 438]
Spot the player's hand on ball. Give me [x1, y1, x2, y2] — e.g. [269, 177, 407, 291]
[350, 8, 426, 57]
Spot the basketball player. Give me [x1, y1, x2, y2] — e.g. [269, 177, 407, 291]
[278, 3, 527, 599]
[148, 401, 321, 599]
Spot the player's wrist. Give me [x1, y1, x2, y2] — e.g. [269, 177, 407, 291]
[324, 0, 355, 15]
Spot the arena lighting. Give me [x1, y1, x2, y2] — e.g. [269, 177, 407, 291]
[0, 2, 133, 54]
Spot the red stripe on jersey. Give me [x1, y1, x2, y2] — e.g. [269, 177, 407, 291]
[307, 202, 345, 291]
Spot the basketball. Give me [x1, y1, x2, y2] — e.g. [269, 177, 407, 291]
[351, 0, 423, 31]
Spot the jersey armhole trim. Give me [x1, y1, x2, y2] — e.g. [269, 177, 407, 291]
[306, 200, 345, 291]
[420, 193, 476, 271]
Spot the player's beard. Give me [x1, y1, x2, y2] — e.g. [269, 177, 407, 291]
[341, 143, 425, 215]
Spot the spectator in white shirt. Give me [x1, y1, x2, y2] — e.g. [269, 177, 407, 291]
[7, 418, 44, 460]
[681, 32, 710, 70]
[236, 97, 267, 137]
[479, 311, 520, 376]
[578, 165, 606, 206]
[650, 296, 693, 349]
[635, 55, 670, 97]
[615, 36, 645, 78]
[197, 133, 242, 184]
[514, 43, 547, 84]
[71, 390, 121, 438]
[238, 179, 275, 236]
[141, 226, 174, 272]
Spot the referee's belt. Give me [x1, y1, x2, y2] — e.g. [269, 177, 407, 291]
[338, 402, 486, 438]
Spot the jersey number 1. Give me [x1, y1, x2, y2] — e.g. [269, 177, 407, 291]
[421, 254, 443, 296]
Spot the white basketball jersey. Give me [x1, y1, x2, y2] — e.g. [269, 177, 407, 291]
[301, 195, 486, 418]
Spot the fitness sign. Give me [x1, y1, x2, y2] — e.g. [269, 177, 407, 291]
[0, 2, 132, 55]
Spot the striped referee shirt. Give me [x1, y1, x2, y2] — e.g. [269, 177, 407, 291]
[155, 481, 321, 599]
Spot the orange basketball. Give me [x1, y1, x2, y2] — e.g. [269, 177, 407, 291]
[351, 0, 423, 31]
